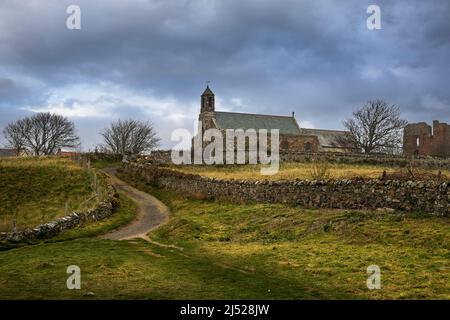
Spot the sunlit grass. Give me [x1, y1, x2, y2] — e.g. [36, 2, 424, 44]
[0, 168, 447, 299]
[168, 162, 449, 180]
[0, 157, 104, 232]
[123, 174, 450, 299]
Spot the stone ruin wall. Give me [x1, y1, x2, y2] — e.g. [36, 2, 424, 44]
[404, 121, 450, 158]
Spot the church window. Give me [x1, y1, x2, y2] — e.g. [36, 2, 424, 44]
[281, 140, 289, 150]
[305, 142, 312, 152]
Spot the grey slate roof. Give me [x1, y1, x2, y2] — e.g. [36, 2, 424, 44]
[301, 128, 348, 148]
[202, 86, 215, 96]
[0, 148, 16, 157]
[214, 111, 301, 135]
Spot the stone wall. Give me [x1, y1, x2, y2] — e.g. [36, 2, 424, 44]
[123, 162, 449, 216]
[0, 183, 119, 243]
[280, 135, 319, 153]
[279, 151, 450, 169]
[135, 150, 450, 170]
[136, 150, 173, 164]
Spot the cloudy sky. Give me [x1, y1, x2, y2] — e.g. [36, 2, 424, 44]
[0, 0, 449, 150]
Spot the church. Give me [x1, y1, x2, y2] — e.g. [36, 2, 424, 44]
[196, 86, 355, 153]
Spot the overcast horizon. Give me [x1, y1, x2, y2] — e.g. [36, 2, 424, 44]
[1, 0, 449, 150]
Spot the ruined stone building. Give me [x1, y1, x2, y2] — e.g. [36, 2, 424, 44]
[403, 120, 450, 157]
[195, 86, 357, 153]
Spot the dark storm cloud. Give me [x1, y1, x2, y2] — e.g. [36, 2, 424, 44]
[0, 0, 449, 149]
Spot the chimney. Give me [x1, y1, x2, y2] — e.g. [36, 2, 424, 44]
[292, 111, 295, 118]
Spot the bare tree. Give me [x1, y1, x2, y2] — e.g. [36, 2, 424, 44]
[3, 122, 26, 156]
[3, 113, 80, 155]
[100, 119, 160, 155]
[342, 100, 408, 154]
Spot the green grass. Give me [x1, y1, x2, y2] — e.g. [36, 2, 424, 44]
[85, 153, 123, 169]
[0, 171, 447, 299]
[119, 175, 450, 299]
[0, 238, 327, 299]
[0, 157, 106, 232]
[90, 158, 123, 170]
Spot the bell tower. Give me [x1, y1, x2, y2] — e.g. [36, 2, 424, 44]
[201, 85, 215, 113]
[194, 85, 217, 156]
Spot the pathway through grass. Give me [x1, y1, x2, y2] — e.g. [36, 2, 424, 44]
[0, 170, 448, 299]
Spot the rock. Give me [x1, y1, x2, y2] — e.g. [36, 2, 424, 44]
[376, 207, 396, 213]
[83, 292, 95, 297]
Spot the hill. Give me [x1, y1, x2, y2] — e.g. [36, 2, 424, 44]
[0, 157, 101, 232]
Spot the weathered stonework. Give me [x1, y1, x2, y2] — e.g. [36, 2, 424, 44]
[135, 150, 450, 170]
[278, 151, 450, 170]
[280, 135, 319, 152]
[196, 86, 355, 154]
[404, 120, 450, 157]
[123, 162, 449, 216]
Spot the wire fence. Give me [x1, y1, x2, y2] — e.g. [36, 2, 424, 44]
[0, 156, 107, 233]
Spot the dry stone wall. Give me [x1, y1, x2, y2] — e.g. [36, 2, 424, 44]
[279, 151, 450, 169]
[135, 150, 450, 170]
[0, 184, 119, 243]
[124, 162, 449, 216]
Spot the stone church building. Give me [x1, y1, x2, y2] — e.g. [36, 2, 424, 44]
[196, 86, 355, 153]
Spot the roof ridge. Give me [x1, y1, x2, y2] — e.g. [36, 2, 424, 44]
[302, 128, 347, 133]
[202, 86, 214, 96]
[215, 110, 295, 119]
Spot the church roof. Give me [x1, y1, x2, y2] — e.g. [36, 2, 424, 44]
[214, 111, 302, 135]
[301, 128, 349, 148]
[201, 86, 214, 96]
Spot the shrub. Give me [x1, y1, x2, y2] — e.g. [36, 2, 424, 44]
[308, 160, 332, 180]
[323, 223, 332, 232]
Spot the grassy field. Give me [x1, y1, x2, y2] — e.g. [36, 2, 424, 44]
[169, 162, 449, 180]
[0, 171, 447, 299]
[0, 157, 105, 232]
[89, 157, 123, 170]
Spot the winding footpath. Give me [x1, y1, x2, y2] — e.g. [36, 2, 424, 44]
[99, 168, 170, 241]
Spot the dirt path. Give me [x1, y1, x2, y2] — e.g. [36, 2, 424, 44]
[99, 168, 170, 241]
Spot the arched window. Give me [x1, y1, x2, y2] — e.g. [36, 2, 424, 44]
[305, 142, 312, 152]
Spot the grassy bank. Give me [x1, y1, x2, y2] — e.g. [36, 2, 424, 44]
[0, 157, 106, 232]
[120, 174, 450, 299]
[0, 170, 447, 299]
